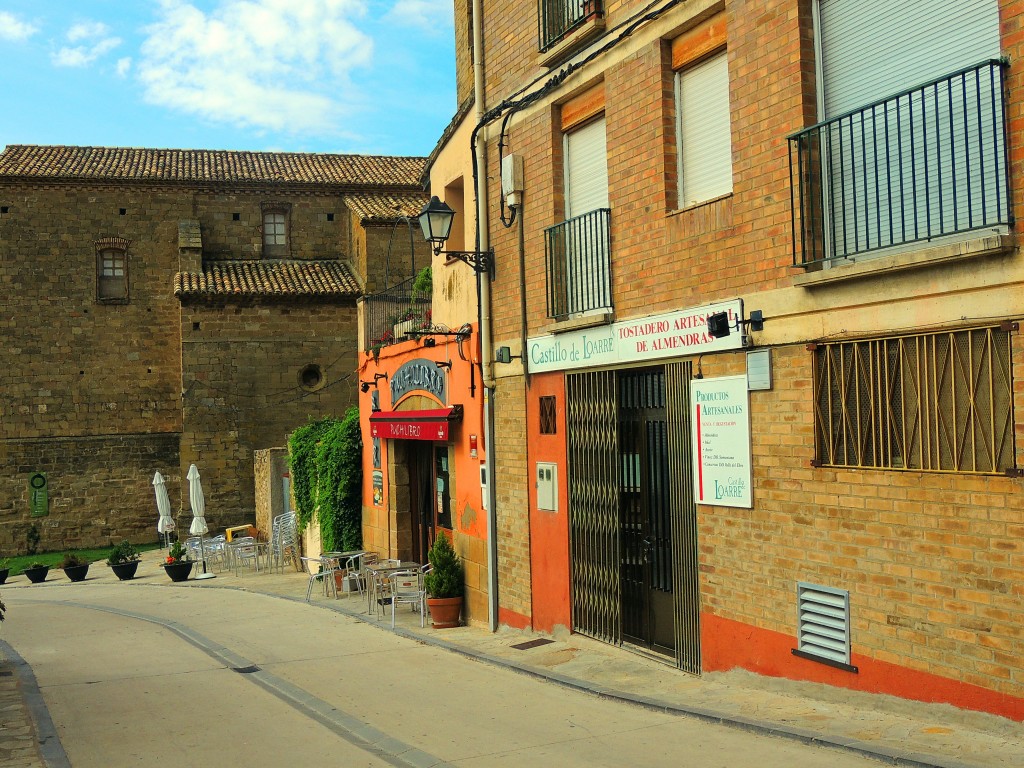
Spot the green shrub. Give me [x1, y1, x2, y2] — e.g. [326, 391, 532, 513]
[423, 533, 464, 599]
[107, 540, 141, 565]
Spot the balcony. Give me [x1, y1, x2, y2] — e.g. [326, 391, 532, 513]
[545, 208, 612, 319]
[789, 60, 1012, 267]
[539, 0, 603, 54]
[363, 276, 431, 353]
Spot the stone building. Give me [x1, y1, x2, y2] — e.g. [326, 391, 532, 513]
[0, 144, 427, 552]
[438, 0, 1024, 720]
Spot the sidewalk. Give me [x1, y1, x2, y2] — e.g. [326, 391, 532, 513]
[3, 549, 1023, 768]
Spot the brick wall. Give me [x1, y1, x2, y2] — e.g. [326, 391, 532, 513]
[494, 376, 532, 620]
[699, 344, 1024, 699]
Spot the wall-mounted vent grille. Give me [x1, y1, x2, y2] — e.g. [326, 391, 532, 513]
[794, 582, 857, 672]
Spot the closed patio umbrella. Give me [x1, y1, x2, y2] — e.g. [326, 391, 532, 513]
[153, 471, 175, 549]
[187, 464, 215, 580]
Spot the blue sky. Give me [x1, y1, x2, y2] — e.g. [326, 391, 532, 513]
[0, 1, 456, 157]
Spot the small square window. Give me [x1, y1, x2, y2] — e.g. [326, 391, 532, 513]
[1, 206, 8, 214]
[327, 212, 335, 222]
[539, 396, 558, 435]
[119, 208, 127, 215]
[232, 212, 240, 221]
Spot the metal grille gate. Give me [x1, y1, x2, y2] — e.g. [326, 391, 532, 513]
[566, 363, 701, 673]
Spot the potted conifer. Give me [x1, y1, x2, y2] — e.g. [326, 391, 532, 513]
[23, 563, 49, 583]
[423, 533, 464, 628]
[107, 540, 142, 581]
[61, 553, 90, 582]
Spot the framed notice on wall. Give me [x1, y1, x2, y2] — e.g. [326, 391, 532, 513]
[690, 376, 752, 508]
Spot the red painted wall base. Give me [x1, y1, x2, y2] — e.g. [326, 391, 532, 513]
[701, 613, 1024, 722]
[499, 606, 531, 630]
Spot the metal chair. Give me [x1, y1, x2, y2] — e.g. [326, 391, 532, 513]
[300, 555, 340, 602]
[386, 570, 426, 628]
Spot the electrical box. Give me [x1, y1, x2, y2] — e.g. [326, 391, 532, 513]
[536, 462, 558, 512]
[501, 154, 524, 208]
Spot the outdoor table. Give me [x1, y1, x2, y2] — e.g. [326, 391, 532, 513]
[323, 550, 368, 596]
[364, 561, 420, 614]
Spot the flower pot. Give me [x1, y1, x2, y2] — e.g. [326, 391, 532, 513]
[427, 596, 462, 629]
[163, 561, 194, 582]
[24, 566, 49, 584]
[110, 561, 141, 581]
[0, 568, 9, 585]
[63, 564, 90, 582]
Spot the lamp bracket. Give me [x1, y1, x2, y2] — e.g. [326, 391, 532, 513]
[438, 249, 494, 277]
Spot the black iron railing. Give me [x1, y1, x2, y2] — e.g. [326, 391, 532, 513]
[545, 208, 612, 318]
[789, 60, 1011, 267]
[363, 277, 431, 352]
[539, 0, 602, 53]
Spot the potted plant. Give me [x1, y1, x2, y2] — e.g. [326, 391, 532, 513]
[23, 562, 49, 584]
[107, 540, 142, 581]
[0, 558, 9, 585]
[61, 553, 90, 582]
[162, 541, 193, 582]
[423, 532, 464, 628]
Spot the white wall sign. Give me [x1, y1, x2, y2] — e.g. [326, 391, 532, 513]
[691, 375, 752, 508]
[527, 299, 745, 373]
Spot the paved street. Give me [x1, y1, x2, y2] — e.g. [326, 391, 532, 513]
[4, 581, 882, 768]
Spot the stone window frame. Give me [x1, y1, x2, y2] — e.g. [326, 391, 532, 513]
[95, 236, 131, 304]
[261, 201, 291, 258]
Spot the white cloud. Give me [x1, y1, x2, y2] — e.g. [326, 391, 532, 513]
[387, 0, 452, 34]
[0, 11, 38, 41]
[52, 20, 121, 68]
[137, 0, 374, 136]
[117, 57, 132, 77]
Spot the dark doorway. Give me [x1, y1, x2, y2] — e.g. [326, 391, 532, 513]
[409, 442, 434, 564]
[618, 369, 675, 656]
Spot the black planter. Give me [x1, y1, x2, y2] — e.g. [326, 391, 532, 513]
[163, 561, 193, 582]
[24, 566, 49, 584]
[63, 564, 90, 582]
[110, 561, 141, 581]
[0, 568, 9, 585]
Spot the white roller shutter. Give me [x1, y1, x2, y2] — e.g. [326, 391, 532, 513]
[564, 117, 608, 218]
[816, 0, 1004, 259]
[819, 0, 1001, 118]
[677, 51, 733, 207]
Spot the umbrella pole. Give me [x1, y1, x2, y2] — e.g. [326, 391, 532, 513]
[194, 532, 216, 580]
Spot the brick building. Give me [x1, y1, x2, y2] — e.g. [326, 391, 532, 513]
[440, 0, 1024, 719]
[0, 144, 426, 552]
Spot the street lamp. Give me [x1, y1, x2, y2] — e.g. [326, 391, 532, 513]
[417, 196, 494, 276]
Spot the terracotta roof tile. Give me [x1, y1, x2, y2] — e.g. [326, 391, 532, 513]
[174, 260, 360, 300]
[343, 192, 429, 223]
[0, 145, 425, 188]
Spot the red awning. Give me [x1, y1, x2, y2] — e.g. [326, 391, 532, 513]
[369, 405, 463, 441]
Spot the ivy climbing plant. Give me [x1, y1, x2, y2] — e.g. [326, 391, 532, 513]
[287, 408, 363, 552]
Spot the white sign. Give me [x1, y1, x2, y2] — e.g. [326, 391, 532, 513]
[527, 300, 745, 373]
[691, 375, 752, 508]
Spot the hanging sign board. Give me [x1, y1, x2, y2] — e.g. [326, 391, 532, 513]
[690, 376, 752, 508]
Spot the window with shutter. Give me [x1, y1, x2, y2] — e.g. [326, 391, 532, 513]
[676, 51, 733, 208]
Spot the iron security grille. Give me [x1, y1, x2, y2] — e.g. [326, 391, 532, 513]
[795, 582, 853, 669]
[813, 327, 1014, 473]
[566, 370, 620, 645]
[790, 60, 1011, 266]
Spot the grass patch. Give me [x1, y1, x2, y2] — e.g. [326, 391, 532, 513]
[2, 543, 163, 575]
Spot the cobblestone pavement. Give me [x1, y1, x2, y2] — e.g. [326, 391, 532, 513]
[1, 551, 1021, 768]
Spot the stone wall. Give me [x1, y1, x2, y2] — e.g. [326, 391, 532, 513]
[0, 432, 180, 553]
[179, 299, 359, 534]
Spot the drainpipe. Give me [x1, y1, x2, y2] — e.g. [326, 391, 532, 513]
[473, 0, 499, 633]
